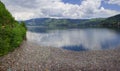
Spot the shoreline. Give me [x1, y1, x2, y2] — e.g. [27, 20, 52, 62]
[0, 41, 120, 71]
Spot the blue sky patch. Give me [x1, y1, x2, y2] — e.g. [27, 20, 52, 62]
[102, 1, 120, 11]
[62, 0, 82, 5]
[62, 0, 120, 11]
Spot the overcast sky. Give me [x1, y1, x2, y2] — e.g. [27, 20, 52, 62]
[1, 0, 120, 20]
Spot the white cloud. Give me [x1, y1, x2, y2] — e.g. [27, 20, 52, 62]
[107, 0, 120, 6]
[27, 29, 119, 50]
[1, 0, 120, 20]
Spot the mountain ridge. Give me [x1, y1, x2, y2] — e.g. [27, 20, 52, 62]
[25, 14, 120, 29]
[101, 14, 120, 28]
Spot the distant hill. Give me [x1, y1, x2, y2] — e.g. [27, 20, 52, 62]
[25, 18, 88, 26]
[25, 18, 104, 29]
[25, 14, 120, 29]
[0, 1, 26, 56]
[101, 14, 120, 28]
[25, 12, 120, 32]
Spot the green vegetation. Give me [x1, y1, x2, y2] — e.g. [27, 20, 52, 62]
[26, 18, 105, 30]
[101, 14, 120, 28]
[0, 1, 26, 56]
[26, 14, 120, 30]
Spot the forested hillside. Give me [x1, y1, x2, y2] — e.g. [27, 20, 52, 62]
[25, 14, 120, 30]
[25, 18, 105, 30]
[101, 14, 120, 28]
[0, 1, 26, 56]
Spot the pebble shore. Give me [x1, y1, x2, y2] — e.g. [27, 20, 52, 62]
[0, 41, 120, 71]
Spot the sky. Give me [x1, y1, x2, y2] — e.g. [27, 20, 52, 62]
[1, 0, 120, 20]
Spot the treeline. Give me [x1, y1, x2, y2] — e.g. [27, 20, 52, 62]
[101, 14, 120, 28]
[25, 14, 120, 30]
[0, 1, 27, 56]
[26, 18, 104, 30]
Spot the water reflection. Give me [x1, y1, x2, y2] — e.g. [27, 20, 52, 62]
[27, 28, 120, 51]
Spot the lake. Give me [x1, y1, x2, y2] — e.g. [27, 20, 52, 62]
[27, 28, 120, 51]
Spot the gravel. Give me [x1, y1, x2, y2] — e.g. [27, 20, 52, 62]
[0, 41, 120, 71]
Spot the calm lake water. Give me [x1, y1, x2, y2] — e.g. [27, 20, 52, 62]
[27, 28, 120, 51]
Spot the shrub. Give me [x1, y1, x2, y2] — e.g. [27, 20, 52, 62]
[0, 1, 27, 56]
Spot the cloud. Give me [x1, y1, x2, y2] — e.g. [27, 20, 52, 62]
[1, 0, 120, 20]
[106, 0, 120, 6]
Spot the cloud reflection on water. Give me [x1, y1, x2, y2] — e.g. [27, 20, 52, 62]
[27, 29, 120, 50]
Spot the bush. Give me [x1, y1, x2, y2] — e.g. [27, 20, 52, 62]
[0, 1, 27, 56]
